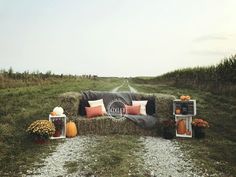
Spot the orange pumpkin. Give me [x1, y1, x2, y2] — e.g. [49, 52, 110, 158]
[175, 108, 181, 114]
[180, 95, 186, 101]
[186, 130, 192, 135]
[177, 119, 186, 134]
[185, 95, 191, 100]
[50, 112, 57, 116]
[66, 121, 77, 138]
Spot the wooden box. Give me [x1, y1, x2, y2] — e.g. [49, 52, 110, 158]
[173, 99, 196, 116]
[175, 115, 192, 138]
[49, 114, 66, 139]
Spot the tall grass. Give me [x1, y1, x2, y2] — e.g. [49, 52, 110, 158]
[133, 55, 236, 95]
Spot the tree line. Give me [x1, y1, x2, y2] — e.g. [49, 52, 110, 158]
[0, 68, 98, 89]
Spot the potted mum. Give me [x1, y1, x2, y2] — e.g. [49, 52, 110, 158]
[161, 119, 176, 139]
[192, 118, 209, 139]
[26, 120, 55, 144]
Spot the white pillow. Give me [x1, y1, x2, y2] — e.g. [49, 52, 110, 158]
[132, 100, 148, 115]
[88, 99, 107, 114]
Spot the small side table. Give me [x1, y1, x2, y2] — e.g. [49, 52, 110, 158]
[49, 114, 66, 139]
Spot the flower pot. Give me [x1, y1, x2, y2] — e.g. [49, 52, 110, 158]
[194, 127, 205, 139]
[163, 128, 175, 139]
[53, 130, 61, 137]
[34, 137, 48, 144]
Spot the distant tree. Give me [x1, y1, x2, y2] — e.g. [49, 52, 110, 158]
[8, 67, 13, 77]
[45, 71, 52, 78]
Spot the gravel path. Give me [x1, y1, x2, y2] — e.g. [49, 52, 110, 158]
[25, 136, 219, 177]
[140, 137, 217, 177]
[26, 136, 96, 177]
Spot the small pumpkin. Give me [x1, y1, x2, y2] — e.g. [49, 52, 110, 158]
[185, 95, 191, 101]
[186, 129, 192, 135]
[175, 108, 181, 114]
[66, 121, 77, 138]
[53, 107, 64, 116]
[177, 119, 186, 134]
[50, 111, 57, 116]
[180, 95, 186, 101]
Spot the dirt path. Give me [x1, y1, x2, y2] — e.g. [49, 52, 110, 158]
[111, 80, 138, 93]
[26, 136, 96, 177]
[140, 137, 214, 177]
[27, 136, 212, 177]
[128, 84, 138, 93]
[110, 83, 124, 92]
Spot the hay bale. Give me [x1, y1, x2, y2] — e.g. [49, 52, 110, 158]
[134, 92, 175, 119]
[58, 92, 82, 117]
[75, 116, 156, 136]
[153, 93, 176, 119]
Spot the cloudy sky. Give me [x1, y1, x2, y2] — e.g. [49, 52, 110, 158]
[0, 0, 236, 77]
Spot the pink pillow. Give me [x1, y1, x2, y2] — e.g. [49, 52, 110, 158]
[125, 105, 141, 115]
[85, 106, 103, 118]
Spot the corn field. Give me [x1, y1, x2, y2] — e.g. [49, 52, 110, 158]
[160, 55, 236, 95]
[133, 55, 236, 95]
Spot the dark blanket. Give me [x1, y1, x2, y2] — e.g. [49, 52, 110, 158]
[79, 91, 157, 129]
[124, 114, 157, 129]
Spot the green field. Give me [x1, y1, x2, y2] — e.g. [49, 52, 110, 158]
[0, 58, 236, 176]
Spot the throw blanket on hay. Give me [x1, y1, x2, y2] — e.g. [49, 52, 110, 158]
[124, 115, 157, 129]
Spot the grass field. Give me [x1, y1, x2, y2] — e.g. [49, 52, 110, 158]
[0, 75, 235, 176]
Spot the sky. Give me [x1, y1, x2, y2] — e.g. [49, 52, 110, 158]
[0, 0, 236, 77]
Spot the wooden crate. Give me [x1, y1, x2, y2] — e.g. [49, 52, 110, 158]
[49, 114, 67, 139]
[173, 99, 196, 116]
[175, 115, 192, 138]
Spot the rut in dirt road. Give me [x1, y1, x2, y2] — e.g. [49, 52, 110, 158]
[110, 80, 138, 93]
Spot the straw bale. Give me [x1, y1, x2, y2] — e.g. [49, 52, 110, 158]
[75, 116, 156, 136]
[58, 92, 82, 117]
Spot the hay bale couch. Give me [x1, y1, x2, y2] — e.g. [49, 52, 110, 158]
[59, 91, 175, 136]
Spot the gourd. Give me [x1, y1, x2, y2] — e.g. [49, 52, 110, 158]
[177, 119, 186, 134]
[50, 111, 57, 116]
[180, 95, 191, 101]
[186, 129, 192, 135]
[66, 121, 77, 138]
[175, 108, 181, 114]
[185, 95, 191, 100]
[53, 107, 64, 116]
[180, 95, 186, 101]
